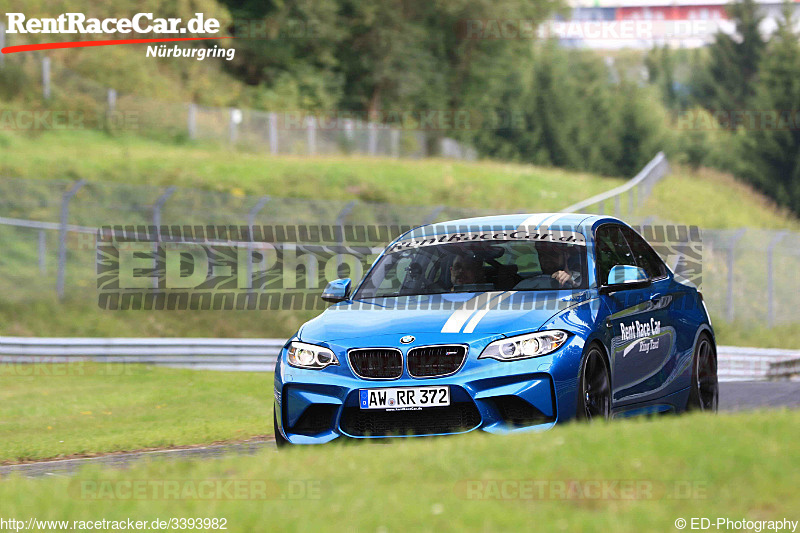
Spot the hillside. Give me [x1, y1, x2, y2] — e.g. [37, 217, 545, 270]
[1, 131, 799, 347]
[1, 130, 798, 230]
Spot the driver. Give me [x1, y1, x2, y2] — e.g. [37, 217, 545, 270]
[450, 253, 485, 288]
[536, 241, 581, 288]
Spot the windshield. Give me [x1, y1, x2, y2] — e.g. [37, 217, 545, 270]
[355, 239, 587, 299]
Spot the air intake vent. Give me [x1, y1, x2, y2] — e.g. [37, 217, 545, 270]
[339, 402, 481, 436]
[407, 345, 467, 377]
[348, 348, 403, 379]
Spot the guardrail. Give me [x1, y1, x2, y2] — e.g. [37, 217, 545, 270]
[560, 151, 670, 216]
[766, 357, 800, 381]
[0, 337, 283, 372]
[716, 346, 799, 382]
[1, 337, 798, 380]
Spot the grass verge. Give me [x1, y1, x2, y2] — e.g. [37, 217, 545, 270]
[0, 410, 797, 531]
[3, 297, 800, 349]
[0, 365, 272, 463]
[0, 130, 623, 211]
[638, 166, 800, 230]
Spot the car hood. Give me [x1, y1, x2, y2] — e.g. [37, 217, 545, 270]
[299, 291, 589, 341]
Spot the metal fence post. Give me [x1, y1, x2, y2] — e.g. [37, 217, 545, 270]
[229, 108, 242, 144]
[344, 119, 354, 142]
[42, 57, 51, 99]
[152, 187, 176, 290]
[767, 231, 787, 327]
[246, 196, 270, 291]
[56, 180, 86, 300]
[268, 112, 278, 154]
[629, 188, 635, 215]
[38, 230, 46, 274]
[614, 195, 620, 217]
[597, 200, 604, 215]
[390, 129, 400, 158]
[423, 206, 445, 225]
[107, 88, 116, 114]
[187, 103, 197, 140]
[0, 22, 6, 67]
[307, 116, 317, 155]
[335, 201, 357, 275]
[368, 123, 377, 156]
[726, 229, 746, 322]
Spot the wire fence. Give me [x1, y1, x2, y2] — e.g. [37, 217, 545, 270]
[1, 50, 475, 160]
[1, 150, 799, 326]
[1, 40, 798, 326]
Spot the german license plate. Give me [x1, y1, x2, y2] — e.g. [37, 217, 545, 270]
[359, 386, 450, 410]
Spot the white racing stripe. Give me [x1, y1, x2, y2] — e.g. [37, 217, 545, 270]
[440, 291, 504, 333]
[462, 291, 518, 333]
[516, 213, 562, 231]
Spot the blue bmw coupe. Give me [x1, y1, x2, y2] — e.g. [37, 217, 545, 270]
[274, 213, 718, 445]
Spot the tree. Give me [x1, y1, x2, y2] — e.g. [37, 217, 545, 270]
[220, 0, 346, 111]
[741, 2, 800, 213]
[646, 45, 679, 111]
[690, 0, 766, 113]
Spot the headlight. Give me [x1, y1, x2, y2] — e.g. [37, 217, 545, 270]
[479, 331, 569, 361]
[287, 341, 339, 369]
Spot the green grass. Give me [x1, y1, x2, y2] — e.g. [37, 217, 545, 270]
[3, 297, 800, 349]
[638, 166, 800, 230]
[0, 410, 797, 531]
[2, 131, 798, 229]
[1, 130, 799, 347]
[0, 298, 316, 339]
[0, 130, 624, 211]
[0, 365, 272, 463]
[713, 322, 800, 349]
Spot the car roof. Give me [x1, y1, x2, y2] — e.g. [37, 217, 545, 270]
[397, 212, 626, 241]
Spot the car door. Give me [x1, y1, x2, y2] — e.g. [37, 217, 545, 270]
[619, 226, 683, 402]
[596, 224, 673, 406]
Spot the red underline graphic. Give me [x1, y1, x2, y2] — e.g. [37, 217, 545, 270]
[1, 36, 234, 54]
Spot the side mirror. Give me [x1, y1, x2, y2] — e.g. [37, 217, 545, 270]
[321, 278, 352, 303]
[600, 265, 651, 294]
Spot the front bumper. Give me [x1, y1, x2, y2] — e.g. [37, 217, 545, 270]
[274, 334, 584, 444]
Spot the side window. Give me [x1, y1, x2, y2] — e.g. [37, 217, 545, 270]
[595, 225, 636, 285]
[621, 227, 667, 279]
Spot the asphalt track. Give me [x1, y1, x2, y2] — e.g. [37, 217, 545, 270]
[2, 382, 797, 479]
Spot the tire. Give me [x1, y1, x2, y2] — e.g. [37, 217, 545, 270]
[576, 344, 611, 421]
[273, 407, 290, 448]
[687, 334, 718, 412]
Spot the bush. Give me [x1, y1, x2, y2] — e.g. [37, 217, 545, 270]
[0, 64, 29, 101]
